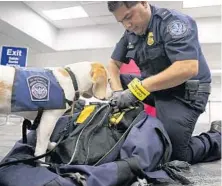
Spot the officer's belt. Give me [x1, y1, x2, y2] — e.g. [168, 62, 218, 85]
[154, 82, 211, 97]
[197, 83, 211, 93]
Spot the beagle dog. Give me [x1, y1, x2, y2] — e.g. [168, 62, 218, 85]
[0, 61, 112, 157]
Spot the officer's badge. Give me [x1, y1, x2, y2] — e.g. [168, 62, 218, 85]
[147, 32, 154, 46]
[167, 20, 188, 38]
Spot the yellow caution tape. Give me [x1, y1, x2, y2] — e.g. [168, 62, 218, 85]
[76, 105, 96, 124]
[127, 78, 150, 101]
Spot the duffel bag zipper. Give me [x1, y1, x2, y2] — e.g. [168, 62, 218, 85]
[67, 104, 110, 165]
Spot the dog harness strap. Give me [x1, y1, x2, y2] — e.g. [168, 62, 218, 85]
[31, 107, 44, 130]
[65, 99, 73, 106]
[22, 119, 32, 144]
[22, 108, 44, 144]
[65, 67, 80, 101]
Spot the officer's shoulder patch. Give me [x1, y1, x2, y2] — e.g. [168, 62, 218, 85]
[167, 20, 189, 38]
[155, 8, 172, 20]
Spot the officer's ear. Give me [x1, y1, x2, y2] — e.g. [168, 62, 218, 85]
[140, 1, 148, 8]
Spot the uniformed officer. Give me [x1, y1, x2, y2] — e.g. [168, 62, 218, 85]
[107, 1, 221, 163]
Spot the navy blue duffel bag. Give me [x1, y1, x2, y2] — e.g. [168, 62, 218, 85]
[0, 102, 191, 186]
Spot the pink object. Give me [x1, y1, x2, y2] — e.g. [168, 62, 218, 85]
[120, 59, 140, 74]
[120, 60, 156, 116]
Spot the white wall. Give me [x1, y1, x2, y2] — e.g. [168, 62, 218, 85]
[55, 23, 125, 51]
[196, 17, 221, 43]
[27, 48, 114, 67]
[0, 1, 58, 48]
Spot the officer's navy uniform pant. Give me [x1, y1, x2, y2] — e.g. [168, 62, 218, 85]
[120, 74, 221, 164]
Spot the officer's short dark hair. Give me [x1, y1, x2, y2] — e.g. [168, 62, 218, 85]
[107, 1, 139, 12]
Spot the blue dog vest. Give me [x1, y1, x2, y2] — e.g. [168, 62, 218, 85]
[11, 67, 66, 112]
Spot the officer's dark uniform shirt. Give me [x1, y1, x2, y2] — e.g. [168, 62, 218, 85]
[111, 5, 211, 86]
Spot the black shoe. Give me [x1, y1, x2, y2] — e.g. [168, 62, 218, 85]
[209, 120, 221, 133]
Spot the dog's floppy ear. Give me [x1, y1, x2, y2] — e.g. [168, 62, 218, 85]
[90, 62, 108, 100]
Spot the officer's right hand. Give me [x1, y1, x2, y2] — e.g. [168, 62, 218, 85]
[109, 90, 123, 105]
[109, 89, 138, 109]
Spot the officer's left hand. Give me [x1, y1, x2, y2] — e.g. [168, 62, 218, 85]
[110, 89, 138, 109]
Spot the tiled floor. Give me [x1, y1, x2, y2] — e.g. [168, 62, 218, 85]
[0, 119, 221, 186]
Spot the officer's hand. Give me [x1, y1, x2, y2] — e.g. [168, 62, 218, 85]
[111, 90, 123, 100]
[110, 89, 137, 109]
[109, 90, 123, 107]
[110, 78, 150, 109]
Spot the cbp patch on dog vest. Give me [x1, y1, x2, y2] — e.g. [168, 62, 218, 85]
[27, 75, 50, 102]
[11, 68, 66, 112]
